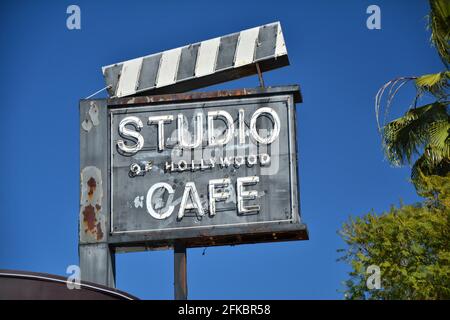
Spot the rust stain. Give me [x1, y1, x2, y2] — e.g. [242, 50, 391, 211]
[82, 204, 104, 240]
[108, 86, 302, 106]
[82, 204, 97, 233]
[80, 166, 105, 242]
[87, 177, 96, 200]
[96, 222, 104, 241]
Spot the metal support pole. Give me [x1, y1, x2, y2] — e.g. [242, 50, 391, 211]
[256, 62, 265, 88]
[79, 243, 116, 288]
[174, 241, 188, 300]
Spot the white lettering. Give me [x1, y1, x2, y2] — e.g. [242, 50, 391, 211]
[208, 110, 235, 146]
[146, 182, 175, 220]
[250, 107, 280, 144]
[178, 113, 203, 149]
[237, 176, 260, 214]
[148, 115, 173, 151]
[117, 116, 144, 154]
[208, 178, 231, 216]
[178, 182, 204, 219]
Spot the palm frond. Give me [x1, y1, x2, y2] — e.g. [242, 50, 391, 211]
[374, 1, 450, 193]
[415, 71, 450, 99]
[411, 152, 450, 194]
[428, 0, 450, 67]
[375, 77, 417, 132]
[382, 102, 449, 165]
[375, 74, 449, 132]
[427, 119, 450, 162]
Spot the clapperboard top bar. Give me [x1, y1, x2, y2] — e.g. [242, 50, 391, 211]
[102, 22, 289, 98]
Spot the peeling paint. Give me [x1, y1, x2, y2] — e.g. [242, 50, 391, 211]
[80, 166, 105, 242]
[81, 102, 100, 132]
[133, 196, 144, 208]
[81, 118, 93, 132]
[89, 101, 100, 126]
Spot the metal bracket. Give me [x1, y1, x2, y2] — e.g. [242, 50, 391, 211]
[256, 62, 265, 88]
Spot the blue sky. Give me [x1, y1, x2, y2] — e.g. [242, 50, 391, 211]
[0, 0, 443, 299]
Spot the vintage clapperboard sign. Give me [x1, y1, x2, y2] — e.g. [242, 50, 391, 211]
[79, 22, 307, 287]
[102, 22, 289, 97]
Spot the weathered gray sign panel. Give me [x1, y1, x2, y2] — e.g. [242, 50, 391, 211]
[102, 22, 289, 97]
[79, 86, 307, 256]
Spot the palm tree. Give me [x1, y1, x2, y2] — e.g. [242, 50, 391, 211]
[375, 0, 450, 195]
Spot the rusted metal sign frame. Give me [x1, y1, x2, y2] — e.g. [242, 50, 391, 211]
[79, 85, 308, 288]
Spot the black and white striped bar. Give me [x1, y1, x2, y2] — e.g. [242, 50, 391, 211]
[102, 22, 289, 98]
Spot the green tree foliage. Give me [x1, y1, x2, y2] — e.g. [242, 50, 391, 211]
[375, 0, 450, 192]
[338, 175, 450, 299]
